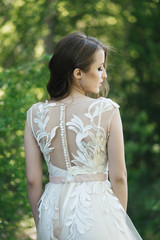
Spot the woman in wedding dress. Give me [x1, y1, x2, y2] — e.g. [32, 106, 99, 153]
[24, 32, 142, 239]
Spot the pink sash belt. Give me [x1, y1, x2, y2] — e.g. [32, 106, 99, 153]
[49, 173, 106, 184]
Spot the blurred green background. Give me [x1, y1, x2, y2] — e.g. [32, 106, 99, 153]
[0, 0, 160, 239]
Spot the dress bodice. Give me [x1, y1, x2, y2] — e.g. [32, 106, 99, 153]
[27, 97, 120, 177]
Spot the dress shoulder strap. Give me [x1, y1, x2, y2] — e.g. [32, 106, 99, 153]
[26, 102, 42, 139]
[103, 98, 120, 134]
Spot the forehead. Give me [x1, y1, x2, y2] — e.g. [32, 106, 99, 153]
[92, 49, 105, 64]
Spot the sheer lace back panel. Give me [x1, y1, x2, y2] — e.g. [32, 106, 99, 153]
[27, 97, 120, 176]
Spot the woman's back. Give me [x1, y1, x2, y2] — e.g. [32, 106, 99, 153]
[27, 96, 118, 173]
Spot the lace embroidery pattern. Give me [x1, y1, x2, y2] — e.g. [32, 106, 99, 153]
[37, 184, 60, 240]
[66, 99, 116, 176]
[66, 182, 94, 239]
[32, 98, 118, 170]
[92, 181, 125, 232]
[33, 101, 59, 163]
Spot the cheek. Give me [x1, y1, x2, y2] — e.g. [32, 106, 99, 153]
[80, 71, 100, 90]
[89, 72, 99, 82]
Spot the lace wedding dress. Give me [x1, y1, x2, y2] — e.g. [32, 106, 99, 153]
[27, 96, 142, 240]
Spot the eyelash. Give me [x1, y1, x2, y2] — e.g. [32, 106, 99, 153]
[98, 67, 103, 71]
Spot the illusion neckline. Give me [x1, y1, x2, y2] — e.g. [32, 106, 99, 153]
[46, 96, 100, 105]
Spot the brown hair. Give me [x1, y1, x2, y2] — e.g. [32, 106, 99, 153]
[47, 32, 109, 100]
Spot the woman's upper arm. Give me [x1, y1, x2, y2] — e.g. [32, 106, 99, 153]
[107, 108, 127, 181]
[24, 119, 43, 184]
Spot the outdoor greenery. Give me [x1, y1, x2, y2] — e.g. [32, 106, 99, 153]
[0, 0, 160, 239]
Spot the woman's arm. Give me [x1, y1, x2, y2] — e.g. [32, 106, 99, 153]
[107, 108, 128, 211]
[24, 120, 43, 226]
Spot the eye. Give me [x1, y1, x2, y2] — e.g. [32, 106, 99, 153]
[98, 67, 103, 71]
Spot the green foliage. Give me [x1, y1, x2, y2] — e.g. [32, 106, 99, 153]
[0, 0, 160, 239]
[0, 55, 50, 239]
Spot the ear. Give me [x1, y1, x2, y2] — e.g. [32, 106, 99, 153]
[73, 68, 83, 80]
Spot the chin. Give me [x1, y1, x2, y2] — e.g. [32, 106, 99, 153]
[94, 88, 100, 94]
[87, 88, 100, 95]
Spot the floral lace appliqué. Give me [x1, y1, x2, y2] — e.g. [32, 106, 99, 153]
[34, 102, 59, 163]
[66, 100, 114, 175]
[66, 182, 94, 240]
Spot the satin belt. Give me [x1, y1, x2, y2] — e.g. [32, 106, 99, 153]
[49, 173, 107, 184]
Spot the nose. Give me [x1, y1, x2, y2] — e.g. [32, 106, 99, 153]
[102, 68, 107, 79]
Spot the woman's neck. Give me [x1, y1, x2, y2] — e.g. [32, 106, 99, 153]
[70, 85, 86, 97]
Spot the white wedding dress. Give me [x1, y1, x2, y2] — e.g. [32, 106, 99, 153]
[27, 96, 142, 240]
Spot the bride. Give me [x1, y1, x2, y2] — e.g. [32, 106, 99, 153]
[24, 32, 142, 240]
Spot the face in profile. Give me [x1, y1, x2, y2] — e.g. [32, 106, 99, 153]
[79, 49, 107, 94]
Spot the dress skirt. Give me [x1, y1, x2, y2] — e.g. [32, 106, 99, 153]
[37, 176, 142, 240]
